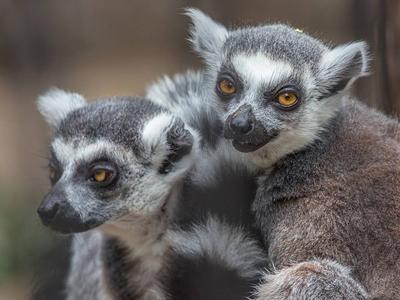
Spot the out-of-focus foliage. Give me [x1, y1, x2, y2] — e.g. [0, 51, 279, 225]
[0, 188, 52, 283]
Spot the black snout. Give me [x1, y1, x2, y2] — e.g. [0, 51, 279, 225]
[230, 113, 254, 135]
[224, 104, 279, 153]
[225, 105, 256, 138]
[37, 186, 96, 233]
[37, 199, 60, 225]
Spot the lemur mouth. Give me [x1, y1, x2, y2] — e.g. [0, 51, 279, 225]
[47, 218, 103, 234]
[231, 130, 279, 153]
[232, 139, 268, 152]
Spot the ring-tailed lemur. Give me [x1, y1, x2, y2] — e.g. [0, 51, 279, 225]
[185, 8, 400, 299]
[37, 87, 265, 300]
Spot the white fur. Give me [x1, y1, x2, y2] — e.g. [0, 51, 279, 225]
[142, 113, 200, 184]
[255, 259, 369, 300]
[66, 231, 114, 300]
[184, 8, 228, 64]
[146, 71, 215, 127]
[191, 138, 259, 187]
[37, 88, 86, 128]
[51, 138, 140, 219]
[52, 138, 135, 173]
[51, 127, 196, 219]
[231, 63, 344, 169]
[101, 215, 170, 300]
[318, 42, 369, 93]
[142, 113, 175, 166]
[232, 53, 293, 87]
[250, 95, 344, 169]
[169, 216, 266, 279]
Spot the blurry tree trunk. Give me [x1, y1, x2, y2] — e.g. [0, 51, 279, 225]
[382, 0, 400, 116]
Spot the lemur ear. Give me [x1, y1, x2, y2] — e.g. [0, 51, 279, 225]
[317, 41, 369, 97]
[184, 8, 228, 64]
[37, 88, 87, 128]
[142, 114, 194, 174]
[162, 118, 194, 173]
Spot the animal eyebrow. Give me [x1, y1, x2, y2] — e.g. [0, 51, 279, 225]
[218, 63, 239, 77]
[263, 75, 303, 95]
[217, 64, 244, 87]
[48, 147, 61, 166]
[77, 149, 112, 166]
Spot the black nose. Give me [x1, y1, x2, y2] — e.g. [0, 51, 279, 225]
[37, 187, 99, 234]
[230, 114, 254, 135]
[37, 201, 59, 224]
[228, 105, 255, 136]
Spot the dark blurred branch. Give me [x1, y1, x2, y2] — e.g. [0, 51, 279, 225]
[382, 0, 400, 116]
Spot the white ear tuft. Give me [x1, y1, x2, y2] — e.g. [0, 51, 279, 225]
[318, 41, 369, 96]
[184, 8, 228, 64]
[37, 88, 87, 128]
[142, 113, 174, 165]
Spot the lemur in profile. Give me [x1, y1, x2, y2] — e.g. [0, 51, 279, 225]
[36, 87, 265, 300]
[185, 8, 400, 299]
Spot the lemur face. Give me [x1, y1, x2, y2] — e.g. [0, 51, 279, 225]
[37, 89, 196, 233]
[186, 9, 367, 166]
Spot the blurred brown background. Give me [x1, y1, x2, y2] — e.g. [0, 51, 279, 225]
[0, 0, 398, 299]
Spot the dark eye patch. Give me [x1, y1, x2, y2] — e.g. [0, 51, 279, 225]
[262, 76, 304, 103]
[48, 149, 62, 185]
[75, 152, 115, 180]
[216, 65, 244, 96]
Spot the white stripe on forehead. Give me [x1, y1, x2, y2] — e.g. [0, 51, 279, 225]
[51, 138, 136, 169]
[232, 53, 293, 87]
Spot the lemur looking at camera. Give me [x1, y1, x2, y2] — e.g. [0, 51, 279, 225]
[186, 8, 400, 299]
[37, 87, 265, 300]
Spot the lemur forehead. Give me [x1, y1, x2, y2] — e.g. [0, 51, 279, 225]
[224, 24, 326, 68]
[56, 98, 165, 156]
[51, 138, 138, 168]
[232, 53, 293, 86]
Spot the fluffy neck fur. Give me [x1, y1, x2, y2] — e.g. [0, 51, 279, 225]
[97, 185, 182, 300]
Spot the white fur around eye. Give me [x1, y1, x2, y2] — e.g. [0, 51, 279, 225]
[37, 88, 86, 128]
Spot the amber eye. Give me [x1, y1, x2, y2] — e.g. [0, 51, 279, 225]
[217, 79, 236, 97]
[277, 91, 299, 108]
[93, 169, 110, 183]
[89, 162, 118, 187]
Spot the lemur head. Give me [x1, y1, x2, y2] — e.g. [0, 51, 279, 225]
[37, 89, 197, 234]
[186, 9, 368, 167]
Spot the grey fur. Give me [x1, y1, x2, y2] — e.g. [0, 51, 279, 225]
[168, 216, 265, 280]
[66, 231, 112, 300]
[257, 259, 369, 300]
[253, 101, 400, 299]
[147, 70, 223, 149]
[187, 9, 400, 299]
[38, 92, 198, 299]
[38, 84, 265, 299]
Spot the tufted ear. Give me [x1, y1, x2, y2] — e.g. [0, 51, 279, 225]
[142, 113, 194, 174]
[317, 42, 369, 97]
[162, 118, 194, 173]
[184, 8, 228, 65]
[37, 88, 87, 129]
